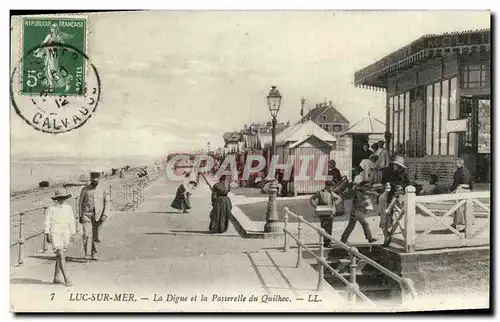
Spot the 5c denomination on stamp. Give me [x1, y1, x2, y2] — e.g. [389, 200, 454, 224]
[10, 16, 101, 134]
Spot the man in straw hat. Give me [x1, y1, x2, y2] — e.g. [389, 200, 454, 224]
[389, 156, 410, 189]
[44, 188, 76, 286]
[78, 171, 110, 260]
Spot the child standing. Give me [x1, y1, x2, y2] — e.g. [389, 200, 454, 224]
[44, 188, 76, 286]
[340, 181, 377, 244]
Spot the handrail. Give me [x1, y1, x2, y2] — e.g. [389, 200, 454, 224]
[10, 203, 52, 217]
[284, 227, 375, 306]
[283, 207, 418, 304]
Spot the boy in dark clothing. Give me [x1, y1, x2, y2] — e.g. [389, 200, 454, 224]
[340, 181, 377, 244]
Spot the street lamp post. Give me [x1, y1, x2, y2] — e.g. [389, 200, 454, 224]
[264, 86, 282, 233]
[300, 97, 306, 123]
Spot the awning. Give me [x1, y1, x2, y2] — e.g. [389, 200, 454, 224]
[354, 29, 491, 89]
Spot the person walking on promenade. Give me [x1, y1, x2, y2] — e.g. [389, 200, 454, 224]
[209, 175, 232, 233]
[310, 180, 342, 247]
[340, 181, 378, 244]
[44, 188, 76, 286]
[171, 173, 196, 213]
[78, 171, 110, 261]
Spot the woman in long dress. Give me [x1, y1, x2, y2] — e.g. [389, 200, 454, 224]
[209, 175, 232, 233]
[171, 173, 196, 213]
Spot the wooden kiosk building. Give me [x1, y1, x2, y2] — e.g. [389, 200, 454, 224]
[354, 29, 491, 184]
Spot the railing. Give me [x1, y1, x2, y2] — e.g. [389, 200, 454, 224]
[122, 168, 162, 210]
[386, 186, 491, 252]
[283, 207, 417, 306]
[11, 204, 52, 266]
[10, 168, 163, 266]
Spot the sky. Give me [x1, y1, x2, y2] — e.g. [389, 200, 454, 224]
[10, 10, 490, 159]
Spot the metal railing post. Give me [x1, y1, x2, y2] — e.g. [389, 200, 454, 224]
[42, 207, 49, 252]
[348, 246, 359, 303]
[296, 216, 303, 268]
[17, 212, 25, 266]
[283, 208, 289, 252]
[317, 228, 325, 291]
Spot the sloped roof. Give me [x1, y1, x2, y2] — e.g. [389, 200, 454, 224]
[273, 120, 336, 147]
[300, 105, 329, 123]
[223, 131, 242, 142]
[341, 113, 385, 136]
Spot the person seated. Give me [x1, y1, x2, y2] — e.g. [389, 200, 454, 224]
[420, 174, 439, 195]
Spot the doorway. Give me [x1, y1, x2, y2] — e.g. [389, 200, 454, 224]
[458, 97, 491, 183]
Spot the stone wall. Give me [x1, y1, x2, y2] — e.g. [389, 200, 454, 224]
[394, 247, 490, 297]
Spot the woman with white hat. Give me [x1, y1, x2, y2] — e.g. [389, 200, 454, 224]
[44, 188, 76, 286]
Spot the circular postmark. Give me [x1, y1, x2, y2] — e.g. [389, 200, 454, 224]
[10, 42, 101, 134]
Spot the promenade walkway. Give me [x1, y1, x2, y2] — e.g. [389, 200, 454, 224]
[10, 177, 348, 312]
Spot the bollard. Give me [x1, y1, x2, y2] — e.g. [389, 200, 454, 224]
[283, 209, 289, 252]
[17, 212, 25, 266]
[296, 216, 303, 268]
[317, 229, 325, 291]
[348, 246, 359, 302]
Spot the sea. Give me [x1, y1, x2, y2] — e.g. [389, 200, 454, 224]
[10, 154, 157, 193]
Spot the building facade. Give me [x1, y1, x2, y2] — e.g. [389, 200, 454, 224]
[354, 29, 491, 184]
[300, 100, 352, 177]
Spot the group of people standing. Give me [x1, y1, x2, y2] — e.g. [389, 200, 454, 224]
[313, 137, 477, 247]
[171, 172, 233, 234]
[43, 171, 110, 286]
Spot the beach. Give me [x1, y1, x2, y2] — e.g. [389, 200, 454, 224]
[11, 154, 157, 194]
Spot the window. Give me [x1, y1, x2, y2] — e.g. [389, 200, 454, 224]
[321, 124, 328, 131]
[322, 115, 327, 121]
[389, 97, 394, 153]
[440, 80, 449, 155]
[462, 64, 489, 88]
[404, 92, 410, 155]
[424, 77, 458, 156]
[425, 85, 433, 155]
[433, 82, 441, 154]
[333, 115, 339, 122]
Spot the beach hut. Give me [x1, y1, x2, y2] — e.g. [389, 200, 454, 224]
[265, 120, 337, 195]
[340, 112, 385, 169]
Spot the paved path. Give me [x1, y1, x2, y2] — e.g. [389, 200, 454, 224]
[10, 177, 348, 312]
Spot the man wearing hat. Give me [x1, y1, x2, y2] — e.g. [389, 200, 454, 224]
[44, 188, 76, 286]
[78, 171, 110, 260]
[389, 156, 410, 189]
[310, 180, 342, 247]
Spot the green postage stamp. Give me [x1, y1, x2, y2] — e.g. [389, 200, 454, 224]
[21, 17, 87, 96]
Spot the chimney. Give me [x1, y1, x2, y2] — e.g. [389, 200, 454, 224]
[329, 100, 333, 106]
[316, 103, 319, 108]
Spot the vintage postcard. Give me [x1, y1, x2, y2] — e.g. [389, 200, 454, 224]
[9, 10, 491, 312]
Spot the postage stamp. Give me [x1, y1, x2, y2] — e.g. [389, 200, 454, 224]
[10, 16, 101, 134]
[21, 17, 87, 96]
